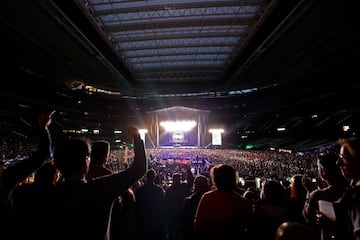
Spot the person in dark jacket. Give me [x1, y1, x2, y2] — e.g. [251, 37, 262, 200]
[181, 174, 210, 240]
[51, 126, 147, 240]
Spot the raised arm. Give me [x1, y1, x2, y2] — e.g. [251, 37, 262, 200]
[126, 126, 148, 178]
[1, 110, 54, 200]
[93, 127, 147, 198]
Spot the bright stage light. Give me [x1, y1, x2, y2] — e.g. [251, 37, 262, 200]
[209, 128, 224, 145]
[343, 125, 350, 132]
[209, 129, 224, 133]
[138, 129, 148, 143]
[139, 129, 148, 134]
[160, 120, 196, 132]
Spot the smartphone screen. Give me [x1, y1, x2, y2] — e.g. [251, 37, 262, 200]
[318, 200, 336, 221]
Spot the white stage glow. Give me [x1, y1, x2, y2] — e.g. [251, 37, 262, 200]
[139, 129, 148, 144]
[160, 120, 196, 132]
[209, 129, 224, 134]
[209, 128, 224, 145]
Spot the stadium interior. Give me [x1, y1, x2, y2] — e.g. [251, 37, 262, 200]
[1, 0, 359, 151]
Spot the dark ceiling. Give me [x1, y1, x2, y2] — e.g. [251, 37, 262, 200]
[1, 0, 360, 150]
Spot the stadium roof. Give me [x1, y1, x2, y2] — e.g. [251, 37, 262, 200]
[1, 0, 360, 150]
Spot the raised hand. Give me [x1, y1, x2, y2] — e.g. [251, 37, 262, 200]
[38, 110, 55, 131]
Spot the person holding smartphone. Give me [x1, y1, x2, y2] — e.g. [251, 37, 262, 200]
[333, 137, 360, 240]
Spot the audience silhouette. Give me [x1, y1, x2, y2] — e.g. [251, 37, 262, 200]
[165, 167, 194, 240]
[0, 110, 54, 240]
[87, 140, 112, 181]
[302, 152, 347, 239]
[276, 221, 316, 240]
[51, 127, 146, 240]
[4, 113, 356, 240]
[134, 168, 167, 240]
[193, 164, 255, 240]
[253, 179, 288, 240]
[13, 160, 59, 239]
[327, 137, 360, 240]
[181, 174, 210, 240]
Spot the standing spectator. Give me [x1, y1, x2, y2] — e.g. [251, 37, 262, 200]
[276, 221, 316, 240]
[110, 187, 137, 240]
[328, 137, 360, 240]
[302, 152, 347, 238]
[0, 110, 54, 240]
[87, 139, 137, 240]
[194, 164, 255, 240]
[242, 188, 258, 206]
[87, 140, 112, 181]
[12, 161, 59, 240]
[165, 167, 194, 240]
[287, 174, 307, 224]
[52, 127, 146, 240]
[253, 180, 288, 240]
[181, 174, 210, 240]
[135, 168, 167, 240]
